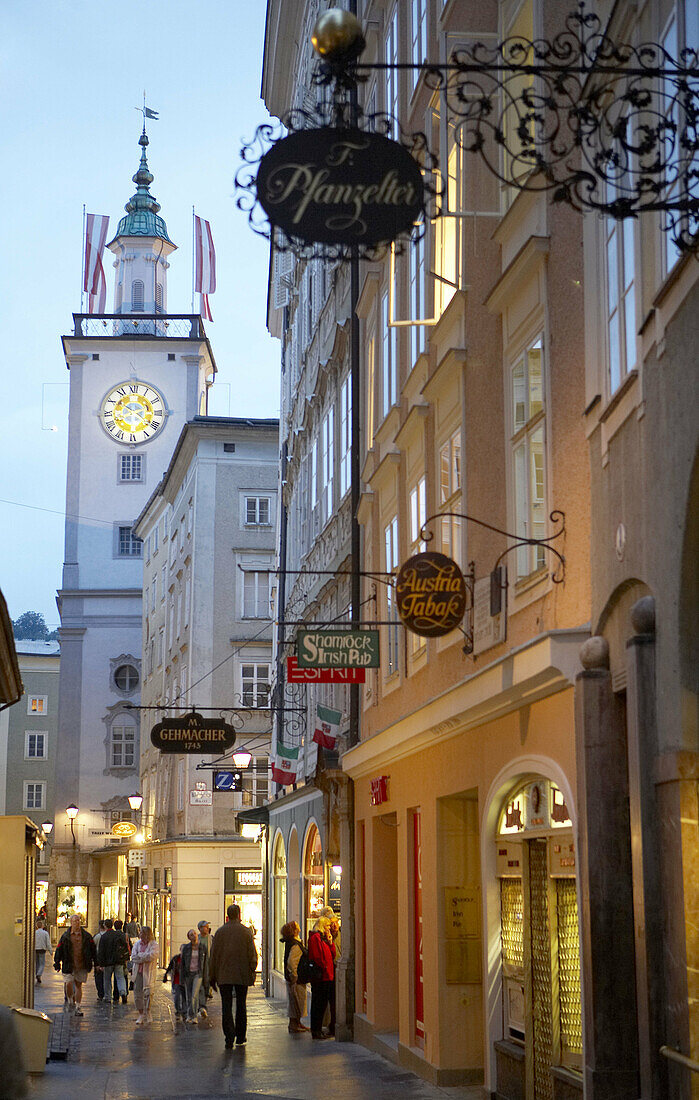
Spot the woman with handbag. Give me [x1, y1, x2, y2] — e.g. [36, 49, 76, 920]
[130, 926, 158, 1026]
[307, 916, 335, 1041]
[280, 922, 309, 1033]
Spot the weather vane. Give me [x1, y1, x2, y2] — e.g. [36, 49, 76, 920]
[134, 91, 159, 129]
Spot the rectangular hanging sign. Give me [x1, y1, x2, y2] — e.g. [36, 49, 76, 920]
[296, 629, 380, 668]
[286, 656, 366, 683]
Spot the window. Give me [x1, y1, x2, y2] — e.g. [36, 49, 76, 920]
[243, 570, 270, 618]
[111, 725, 136, 767]
[241, 663, 271, 708]
[605, 212, 636, 393]
[511, 337, 546, 577]
[245, 496, 271, 526]
[27, 695, 47, 715]
[367, 335, 376, 447]
[411, 0, 427, 92]
[151, 579, 156, 613]
[145, 537, 151, 561]
[433, 120, 460, 315]
[158, 627, 164, 667]
[409, 477, 426, 553]
[502, 0, 534, 198]
[385, 5, 399, 135]
[161, 565, 166, 600]
[132, 279, 144, 312]
[340, 375, 351, 498]
[242, 757, 270, 807]
[321, 406, 334, 523]
[384, 517, 400, 675]
[114, 664, 139, 693]
[660, 3, 698, 275]
[177, 760, 185, 812]
[409, 236, 427, 364]
[224, 442, 236, 453]
[148, 640, 155, 676]
[117, 526, 142, 557]
[24, 782, 45, 811]
[25, 731, 47, 760]
[119, 454, 143, 482]
[153, 526, 159, 554]
[381, 291, 398, 416]
[439, 429, 462, 564]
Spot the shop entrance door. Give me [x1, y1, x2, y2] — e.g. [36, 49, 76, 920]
[224, 891, 262, 972]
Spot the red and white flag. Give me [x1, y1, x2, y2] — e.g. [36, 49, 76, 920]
[83, 213, 110, 314]
[194, 214, 216, 321]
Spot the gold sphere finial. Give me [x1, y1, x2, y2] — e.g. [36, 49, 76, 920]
[311, 9, 365, 64]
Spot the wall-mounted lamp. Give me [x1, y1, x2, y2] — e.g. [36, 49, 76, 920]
[233, 752, 252, 769]
[331, 864, 342, 876]
[128, 793, 144, 812]
[41, 821, 53, 836]
[66, 804, 79, 846]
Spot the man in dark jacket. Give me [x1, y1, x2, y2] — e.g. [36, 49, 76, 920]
[97, 918, 129, 1003]
[209, 904, 257, 1048]
[54, 914, 96, 1016]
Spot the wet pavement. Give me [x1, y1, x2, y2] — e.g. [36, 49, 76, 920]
[29, 968, 485, 1100]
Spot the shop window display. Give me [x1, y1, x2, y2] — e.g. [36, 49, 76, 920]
[303, 824, 324, 934]
[57, 884, 88, 928]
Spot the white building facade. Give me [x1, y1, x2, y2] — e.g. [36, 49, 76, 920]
[51, 128, 216, 931]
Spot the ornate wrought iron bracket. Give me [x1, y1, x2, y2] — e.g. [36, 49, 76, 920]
[315, 3, 698, 254]
[420, 508, 566, 589]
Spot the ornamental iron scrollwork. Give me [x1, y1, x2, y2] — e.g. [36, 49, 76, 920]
[235, 99, 442, 262]
[420, 509, 566, 585]
[329, 3, 699, 254]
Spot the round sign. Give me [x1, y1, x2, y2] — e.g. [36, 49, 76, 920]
[256, 126, 425, 247]
[395, 552, 467, 637]
[111, 821, 138, 838]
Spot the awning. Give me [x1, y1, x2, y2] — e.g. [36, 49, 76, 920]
[237, 805, 269, 825]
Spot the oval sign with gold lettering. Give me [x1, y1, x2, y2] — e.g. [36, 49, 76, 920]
[111, 821, 138, 838]
[395, 552, 467, 637]
[256, 126, 424, 247]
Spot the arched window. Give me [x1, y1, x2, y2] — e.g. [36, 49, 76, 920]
[303, 824, 324, 934]
[155, 281, 163, 313]
[132, 279, 144, 312]
[273, 834, 287, 972]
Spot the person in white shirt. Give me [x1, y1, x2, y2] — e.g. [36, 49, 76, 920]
[130, 926, 159, 1026]
[35, 920, 52, 984]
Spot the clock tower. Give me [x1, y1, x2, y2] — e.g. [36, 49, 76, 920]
[53, 129, 215, 917]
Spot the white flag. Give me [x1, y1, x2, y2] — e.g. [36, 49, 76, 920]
[83, 213, 109, 314]
[194, 214, 216, 321]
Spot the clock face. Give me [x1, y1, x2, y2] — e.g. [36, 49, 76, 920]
[100, 381, 166, 444]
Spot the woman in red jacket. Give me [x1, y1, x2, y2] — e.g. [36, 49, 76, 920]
[307, 916, 335, 1041]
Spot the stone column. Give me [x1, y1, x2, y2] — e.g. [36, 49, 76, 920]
[625, 597, 668, 1099]
[575, 636, 640, 1099]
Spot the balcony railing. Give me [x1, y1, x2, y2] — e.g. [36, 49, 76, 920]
[72, 314, 206, 339]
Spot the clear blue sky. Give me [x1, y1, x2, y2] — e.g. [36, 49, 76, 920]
[0, 0, 282, 629]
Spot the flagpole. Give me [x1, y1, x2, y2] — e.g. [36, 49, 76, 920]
[80, 204, 86, 313]
[191, 206, 196, 314]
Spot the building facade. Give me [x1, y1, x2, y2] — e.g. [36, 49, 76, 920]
[0, 640, 60, 915]
[133, 415, 279, 963]
[50, 127, 216, 932]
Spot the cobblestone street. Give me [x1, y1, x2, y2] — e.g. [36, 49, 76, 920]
[28, 970, 484, 1100]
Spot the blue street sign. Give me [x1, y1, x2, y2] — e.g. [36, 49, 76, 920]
[214, 771, 235, 791]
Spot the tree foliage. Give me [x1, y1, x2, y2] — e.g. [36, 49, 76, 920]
[13, 611, 57, 641]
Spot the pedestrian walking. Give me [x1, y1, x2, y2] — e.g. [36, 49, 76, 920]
[130, 926, 158, 1026]
[209, 903, 258, 1049]
[180, 928, 208, 1023]
[307, 916, 336, 1041]
[163, 950, 186, 1021]
[34, 919, 52, 984]
[54, 914, 97, 1016]
[97, 919, 129, 1004]
[280, 921, 309, 1033]
[196, 919, 213, 1008]
[92, 920, 107, 1000]
[124, 911, 140, 938]
[112, 920, 131, 1002]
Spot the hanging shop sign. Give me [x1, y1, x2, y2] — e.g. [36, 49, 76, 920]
[370, 776, 389, 806]
[297, 628, 380, 668]
[256, 126, 424, 247]
[286, 655, 366, 684]
[111, 821, 138, 838]
[150, 711, 237, 754]
[395, 551, 467, 637]
[128, 849, 146, 868]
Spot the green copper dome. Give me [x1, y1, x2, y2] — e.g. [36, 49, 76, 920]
[112, 130, 173, 244]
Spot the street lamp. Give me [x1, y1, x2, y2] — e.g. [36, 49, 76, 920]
[65, 804, 79, 845]
[232, 751, 252, 769]
[128, 793, 143, 812]
[41, 821, 53, 836]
